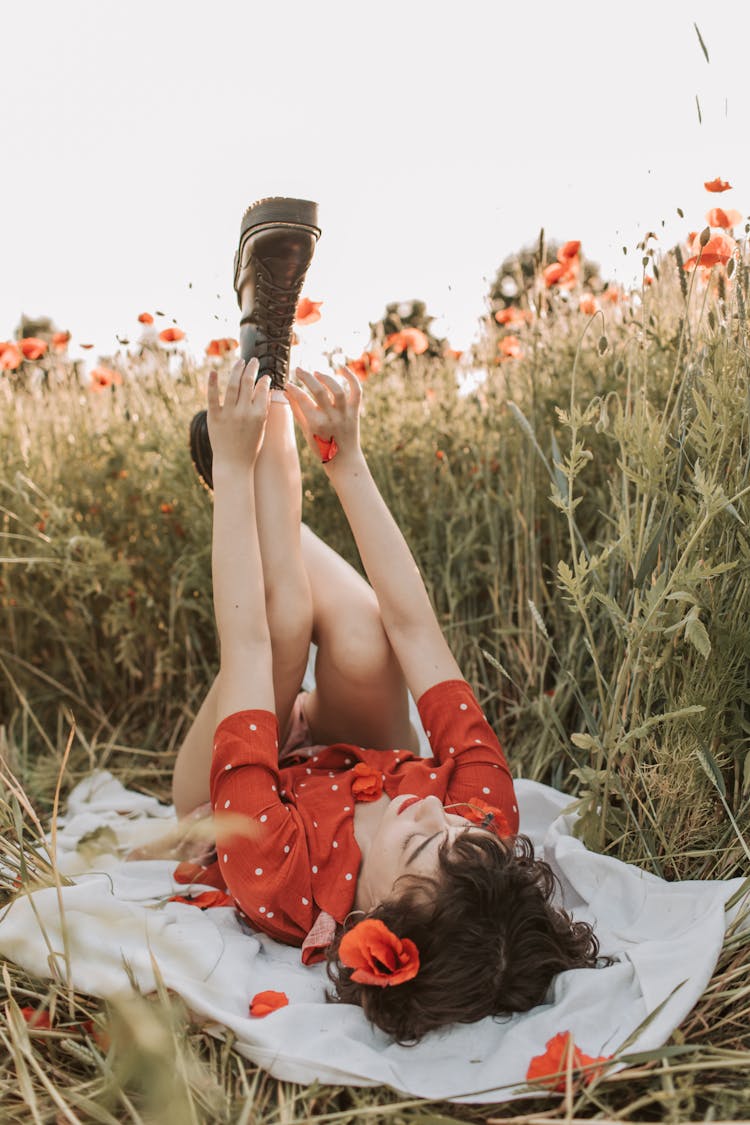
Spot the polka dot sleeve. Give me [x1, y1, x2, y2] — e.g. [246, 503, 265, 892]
[417, 679, 519, 834]
[209, 709, 316, 942]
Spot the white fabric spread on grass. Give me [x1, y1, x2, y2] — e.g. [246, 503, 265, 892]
[0, 670, 747, 1103]
[0, 774, 745, 1101]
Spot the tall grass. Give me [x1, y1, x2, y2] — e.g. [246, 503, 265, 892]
[1, 249, 749, 1120]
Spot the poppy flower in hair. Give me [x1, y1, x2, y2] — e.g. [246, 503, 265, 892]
[457, 797, 512, 839]
[339, 918, 420, 987]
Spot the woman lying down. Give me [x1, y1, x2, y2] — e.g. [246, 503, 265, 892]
[130, 357, 599, 1043]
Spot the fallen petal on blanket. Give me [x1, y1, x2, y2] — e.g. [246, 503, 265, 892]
[526, 1030, 612, 1091]
[169, 890, 235, 909]
[250, 990, 289, 1018]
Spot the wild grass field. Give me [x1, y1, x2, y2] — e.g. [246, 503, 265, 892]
[1, 211, 749, 1122]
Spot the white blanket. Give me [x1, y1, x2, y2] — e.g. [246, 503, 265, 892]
[0, 675, 747, 1102]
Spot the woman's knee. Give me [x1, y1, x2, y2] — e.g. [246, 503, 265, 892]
[264, 584, 313, 645]
[319, 602, 397, 687]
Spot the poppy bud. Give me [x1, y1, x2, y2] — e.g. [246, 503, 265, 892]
[699, 226, 711, 247]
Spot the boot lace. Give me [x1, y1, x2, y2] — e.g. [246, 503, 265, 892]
[243, 263, 306, 381]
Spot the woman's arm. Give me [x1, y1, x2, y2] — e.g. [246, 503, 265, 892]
[285, 367, 463, 702]
[208, 358, 275, 723]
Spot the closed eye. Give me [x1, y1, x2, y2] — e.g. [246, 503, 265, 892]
[405, 831, 441, 866]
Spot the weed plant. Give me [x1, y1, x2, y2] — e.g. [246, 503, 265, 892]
[1, 248, 749, 1121]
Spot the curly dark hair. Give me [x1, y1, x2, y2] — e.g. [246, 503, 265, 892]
[326, 832, 600, 1044]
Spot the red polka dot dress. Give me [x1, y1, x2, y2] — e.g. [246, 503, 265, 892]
[174, 679, 518, 960]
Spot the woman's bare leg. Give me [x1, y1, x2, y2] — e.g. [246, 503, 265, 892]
[300, 524, 420, 754]
[172, 398, 313, 817]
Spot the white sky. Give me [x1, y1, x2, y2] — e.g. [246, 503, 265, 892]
[1, 1, 748, 369]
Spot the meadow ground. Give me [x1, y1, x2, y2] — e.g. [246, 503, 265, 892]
[1, 231, 750, 1121]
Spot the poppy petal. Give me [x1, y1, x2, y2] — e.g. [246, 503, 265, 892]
[249, 990, 289, 1017]
[313, 434, 339, 463]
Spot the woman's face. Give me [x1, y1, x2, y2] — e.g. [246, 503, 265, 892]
[356, 793, 486, 908]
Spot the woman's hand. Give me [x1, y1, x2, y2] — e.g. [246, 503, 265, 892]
[284, 365, 363, 470]
[207, 356, 271, 475]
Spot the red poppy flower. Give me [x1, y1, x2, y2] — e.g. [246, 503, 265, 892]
[313, 434, 339, 463]
[683, 232, 735, 269]
[173, 861, 208, 884]
[558, 240, 581, 261]
[704, 177, 732, 193]
[205, 337, 239, 357]
[342, 350, 382, 380]
[295, 298, 323, 325]
[52, 330, 71, 352]
[169, 890, 234, 909]
[249, 990, 289, 1017]
[384, 328, 429, 355]
[443, 346, 463, 360]
[90, 366, 123, 391]
[526, 1031, 611, 1091]
[339, 918, 420, 987]
[542, 262, 566, 287]
[601, 286, 621, 304]
[138, 312, 154, 324]
[498, 335, 523, 360]
[350, 762, 384, 803]
[80, 343, 95, 349]
[159, 327, 185, 343]
[495, 306, 533, 326]
[160, 503, 175, 514]
[20, 337, 48, 360]
[20, 1007, 52, 1030]
[0, 342, 22, 370]
[459, 797, 512, 838]
[579, 294, 600, 316]
[706, 206, 742, 230]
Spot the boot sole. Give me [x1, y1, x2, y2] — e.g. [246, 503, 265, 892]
[189, 410, 213, 492]
[233, 196, 321, 296]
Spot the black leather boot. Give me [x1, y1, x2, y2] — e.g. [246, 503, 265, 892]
[189, 197, 321, 490]
[234, 196, 321, 384]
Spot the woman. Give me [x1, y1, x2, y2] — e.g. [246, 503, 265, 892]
[165, 357, 598, 1042]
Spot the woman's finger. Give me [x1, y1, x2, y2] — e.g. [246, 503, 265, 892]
[295, 366, 334, 409]
[226, 357, 247, 404]
[338, 364, 363, 405]
[314, 370, 346, 405]
[251, 370, 271, 406]
[284, 386, 312, 435]
[207, 370, 221, 416]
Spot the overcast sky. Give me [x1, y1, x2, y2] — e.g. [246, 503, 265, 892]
[1, 1, 748, 370]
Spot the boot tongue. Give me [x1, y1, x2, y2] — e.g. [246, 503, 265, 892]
[250, 267, 307, 384]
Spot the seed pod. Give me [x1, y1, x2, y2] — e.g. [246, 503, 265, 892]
[597, 336, 608, 355]
[674, 245, 688, 300]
